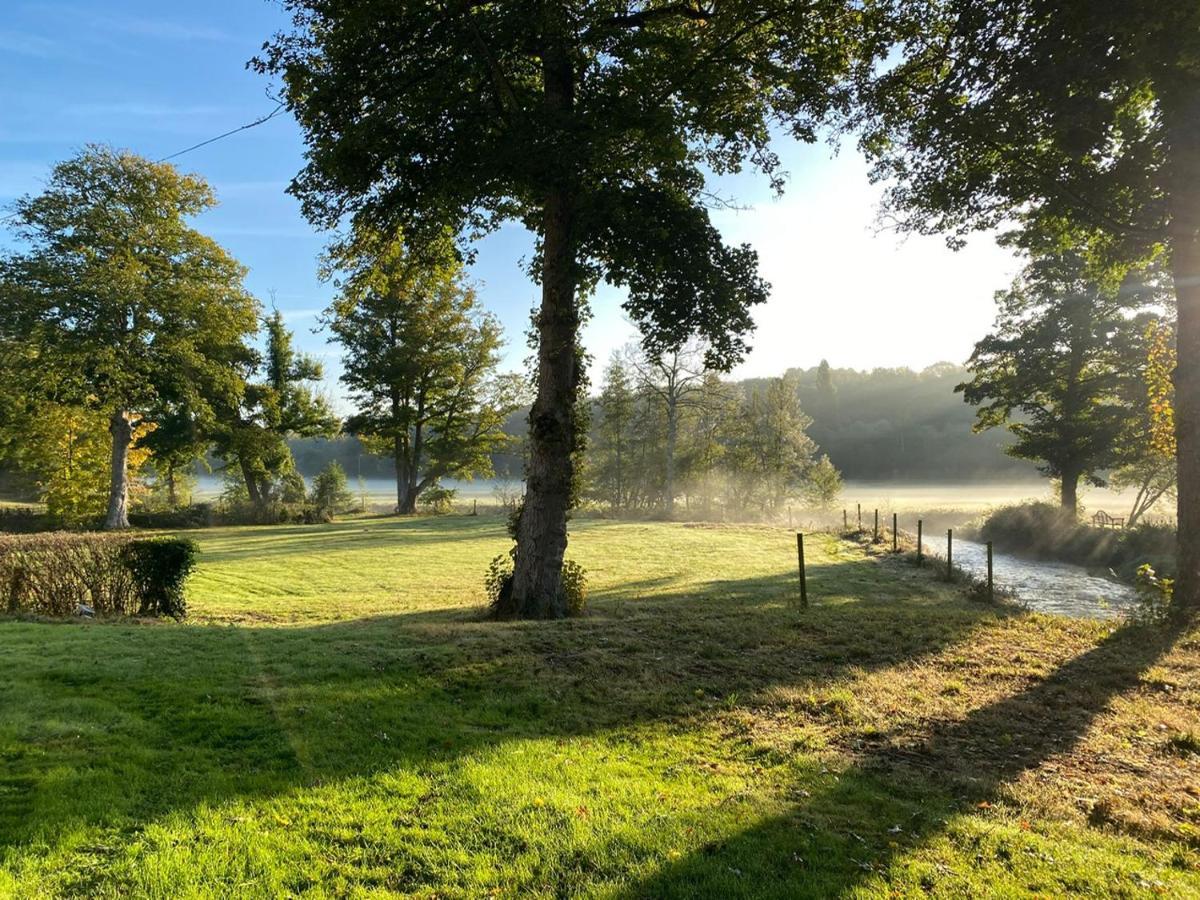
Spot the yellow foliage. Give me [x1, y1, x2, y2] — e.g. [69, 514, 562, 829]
[24, 406, 157, 526]
[1145, 319, 1176, 458]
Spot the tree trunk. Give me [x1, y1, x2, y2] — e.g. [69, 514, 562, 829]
[1165, 78, 1200, 614]
[510, 181, 580, 618]
[166, 463, 178, 509]
[394, 435, 415, 514]
[664, 402, 677, 518]
[1060, 466, 1080, 517]
[1170, 211, 1200, 613]
[240, 457, 263, 508]
[104, 409, 132, 530]
[508, 25, 579, 619]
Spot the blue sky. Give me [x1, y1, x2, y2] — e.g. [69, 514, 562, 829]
[1, 2, 1022, 409]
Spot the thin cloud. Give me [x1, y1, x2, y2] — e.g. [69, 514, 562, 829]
[0, 30, 66, 59]
[63, 102, 233, 118]
[105, 18, 238, 43]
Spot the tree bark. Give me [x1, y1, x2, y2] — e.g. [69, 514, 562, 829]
[510, 182, 580, 618]
[1165, 78, 1200, 614]
[394, 434, 412, 514]
[1170, 204, 1200, 613]
[664, 401, 678, 518]
[1060, 465, 1080, 517]
[240, 457, 263, 508]
[166, 463, 178, 509]
[104, 409, 132, 530]
[508, 25, 579, 619]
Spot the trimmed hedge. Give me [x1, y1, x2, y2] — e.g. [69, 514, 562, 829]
[0, 506, 52, 534]
[0, 532, 197, 619]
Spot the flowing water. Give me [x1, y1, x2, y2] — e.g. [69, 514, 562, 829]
[923, 535, 1138, 620]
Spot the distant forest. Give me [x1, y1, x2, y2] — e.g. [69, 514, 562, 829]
[277, 363, 1033, 483]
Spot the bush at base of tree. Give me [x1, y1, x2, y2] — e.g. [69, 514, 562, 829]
[486, 552, 587, 620]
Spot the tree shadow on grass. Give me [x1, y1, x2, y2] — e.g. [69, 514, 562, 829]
[0, 554, 998, 864]
[625, 615, 1194, 897]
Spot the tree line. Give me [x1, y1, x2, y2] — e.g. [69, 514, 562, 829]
[583, 343, 842, 517]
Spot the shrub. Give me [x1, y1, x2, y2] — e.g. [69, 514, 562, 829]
[0, 506, 53, 534]
[0, 532, 197, 619]
[310, 461, 354, 516]
[1129, 564, 1173, 626]
[122, 537, 197, 619]
[486, 551, 588, 618]
[419, 485, 457, 514]
[128, 503, 216, 530]
[217, 500, 330, 526]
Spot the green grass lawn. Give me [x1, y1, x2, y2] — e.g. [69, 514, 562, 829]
[1, 515, 1198, 897]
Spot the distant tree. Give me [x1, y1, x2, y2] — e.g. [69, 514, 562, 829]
[853, 0, 1200, 605]
[957, 252, 1158, 515]
[629, 340, 709, 518]
[804, 454, 843, 509]
[323, 228, 522, 514]
[676, 372, 739, 515]
[214, 310, 338, 508]
[814, 359, 839, 426]
[727, 375, 817, 513]
[0, 146, 259, 528]
[591, 354, 637, 512]
[258, 0, 883, 616]
[310, 460, 353, 517]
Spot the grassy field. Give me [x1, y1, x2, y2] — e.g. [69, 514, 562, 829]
[1, 515, 1198, 897]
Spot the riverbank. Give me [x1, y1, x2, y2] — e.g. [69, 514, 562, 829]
[1, 517, 1196, 895]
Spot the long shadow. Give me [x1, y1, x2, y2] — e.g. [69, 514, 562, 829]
[0, 554, 999, 863]
[626, 615, 1193, 897]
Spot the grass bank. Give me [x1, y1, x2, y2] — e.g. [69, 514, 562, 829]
[1, 516, 1198, 897]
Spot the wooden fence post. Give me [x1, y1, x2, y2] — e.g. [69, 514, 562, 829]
[873, 509, 879, 542]
[987, 541, 994, 602]
[796, 533, 808, 609]
[892, 513, 898, 552]
[843, 509, 848, 531]
[917, 520, 923, 566]
[857, 503, 862, 530]
[946, 529, 953, 580]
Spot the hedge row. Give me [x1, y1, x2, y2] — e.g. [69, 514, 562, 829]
[0, 533, 196, 619]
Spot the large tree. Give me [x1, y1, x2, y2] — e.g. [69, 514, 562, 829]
[854, 0, 1200, 608]
[323, 228, 522, 513]
[257, 0, 883, 617]
[0, 146, 259, 528]
[957, 252, 1159, 515]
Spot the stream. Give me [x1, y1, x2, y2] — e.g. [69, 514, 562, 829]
[922, 535, 1138, 620]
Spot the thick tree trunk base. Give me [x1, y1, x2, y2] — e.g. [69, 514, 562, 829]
[103, 410, 132, 530]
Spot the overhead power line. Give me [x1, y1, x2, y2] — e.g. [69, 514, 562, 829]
[0, 102, 289, 225]
[156, 102, 287, 162]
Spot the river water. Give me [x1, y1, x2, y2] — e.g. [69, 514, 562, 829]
[923, 535, 1138, 620]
